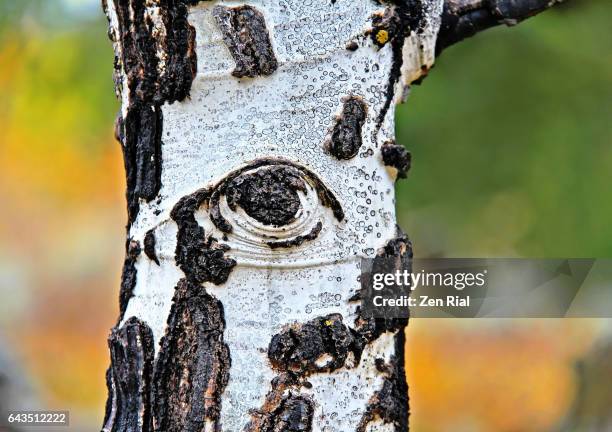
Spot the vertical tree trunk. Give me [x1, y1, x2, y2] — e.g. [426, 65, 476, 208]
[101, 1, 560, 431]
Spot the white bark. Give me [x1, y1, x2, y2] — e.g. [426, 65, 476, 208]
[104, 0, 443, 431]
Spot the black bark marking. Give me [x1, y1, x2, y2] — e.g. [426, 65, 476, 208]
[346, 40, 359, 51]
[118, 239, 141, 322]
[212, 5, 278, 78]
[437, 0, 561, 54]
[103, 0, 198, 225]
[103, 317, 155, 432]
[352, 230, 412, 362]
[356, 332, 409, 432]
[144, 228, 160, 266]
[115, 107, 163, 224]
[352, 232, 412, 431]
[208, 189, 234, 234]
[267, 222, 323, 249]
[381, 140, 411, 179]
[152, 278, 230, 432]
[260, 395, 314, 432]
[226, 166, 307, 227]
[370, 6, 403, 48]
[103, 0, 197, 107]
[245, 373, 315, 432]
[208, 158, 344, 234]
[171, 189, 237, 285]
[373, 1, 427, 132]
[327, 96, 367, 160]
[268, 314, 356, 374]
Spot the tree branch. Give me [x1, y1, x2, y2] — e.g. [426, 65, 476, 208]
[436, 0, 564, 53]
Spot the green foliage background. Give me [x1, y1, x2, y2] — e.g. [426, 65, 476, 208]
[396, 0, 612, 258]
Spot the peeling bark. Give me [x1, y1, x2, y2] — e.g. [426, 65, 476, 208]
[102, 0, 562, 430]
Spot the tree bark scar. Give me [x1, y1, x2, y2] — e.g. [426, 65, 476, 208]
[356, 331, 409, 432]
[207, 159, 345, 234]
[171, 189, 237, 285]
[118, 239, 141, 323]
[353, 230, 412, 352]
[152, 278, 231, 432]
[212, 5, 278, 78]
[327, 96, 368, 160]
[119, 106, 164, 224]
[225, 166, 307, 227]
[108, 0, 197, 106]
[381, 140, 412, 179]
[373, 1, 427, 132]
[266, 222, 323, 249]
[105, 0, 199, 225]
[103, 317, 155, 432]
[245, 373, 315, 432]
[144, 228, 160, 266]
[268, 314, 357, 374]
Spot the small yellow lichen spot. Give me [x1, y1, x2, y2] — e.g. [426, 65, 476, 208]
[325, 320, 333, 326]
[376, 30, 389, 45]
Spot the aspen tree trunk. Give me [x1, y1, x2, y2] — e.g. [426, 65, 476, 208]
[101, 1, 561, 431]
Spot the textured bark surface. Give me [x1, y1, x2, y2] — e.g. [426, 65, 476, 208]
[102, 0, 561, 431]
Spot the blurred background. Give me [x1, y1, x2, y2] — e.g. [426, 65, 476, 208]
[0, 0, 610, 430]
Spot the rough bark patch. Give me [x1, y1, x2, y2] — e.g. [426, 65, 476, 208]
[118, 239, 141, 322]
[114, 107, 163, 224]
[356, 332, 409, 432]
[212, 5, 278, 78]
[327, 96, 367, 160]
[268, 314, 356, 374]
[144, 228, 160, 266]
[152, 278, 230, 432]
[351, 227, 412, 432]
[104, 0, 197, 106]
[225, 166, 307, 227]
[171, 190, 237, 285]
[245, 373, 314, 432]
[103, 317, 155, 432]
[352, 231, 412, 362]
[381, 140, 411, 179]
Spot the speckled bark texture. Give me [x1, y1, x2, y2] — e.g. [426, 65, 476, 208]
[102, 0, 561, 430]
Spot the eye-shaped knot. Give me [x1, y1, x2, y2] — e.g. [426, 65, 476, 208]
[225, 166, 307, 227]
[206, 159, 344, 255]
